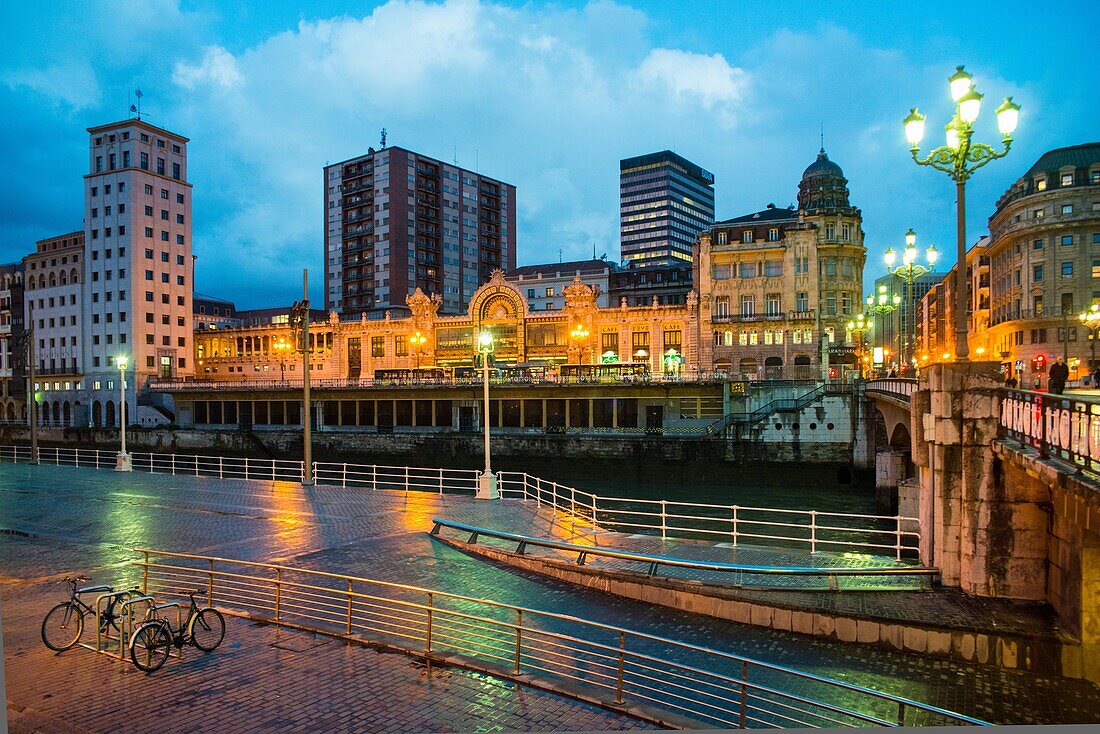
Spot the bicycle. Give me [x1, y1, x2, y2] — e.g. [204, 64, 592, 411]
[129, 590, 225, 672]
[41, 576, 135, 652]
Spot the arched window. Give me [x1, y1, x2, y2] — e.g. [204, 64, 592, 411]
[105, 401, 116, 428]
[92, 401, 102, 428]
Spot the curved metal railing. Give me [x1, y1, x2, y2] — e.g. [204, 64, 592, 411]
[429, 518, 939, 590]
[864, 378, 918, 403]
[133, 548, 987, 729]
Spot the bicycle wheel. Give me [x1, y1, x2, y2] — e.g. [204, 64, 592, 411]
[189, 607, 225, 652]
[129, 622, 172, 672]
[42, 602, 84, 651]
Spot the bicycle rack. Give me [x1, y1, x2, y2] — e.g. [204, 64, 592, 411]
[139, 601, 186, 664]
[87, 590, 149, 659]
[117, 595, 157, 661]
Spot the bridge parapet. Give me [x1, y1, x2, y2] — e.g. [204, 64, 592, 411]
[864, 378, 917, 404]
[999, 388, 1100, 479]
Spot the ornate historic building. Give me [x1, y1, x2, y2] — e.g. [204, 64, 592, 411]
[693, 149, 866, 378]
[986, 143, 1100, 383]
[192, 270, 697, 381]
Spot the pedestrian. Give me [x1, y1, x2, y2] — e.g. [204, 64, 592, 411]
[1004, 372, 1018, 388]
[1048, 356, 1069, 395]
[888, 367, 897, 378]
[1093, 366, 1100, 388]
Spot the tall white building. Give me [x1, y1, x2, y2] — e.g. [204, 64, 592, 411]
[82, 119, 194, 427]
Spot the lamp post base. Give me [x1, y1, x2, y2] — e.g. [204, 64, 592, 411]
[115, 452, 132, 472]
[476, 472, 499, 500]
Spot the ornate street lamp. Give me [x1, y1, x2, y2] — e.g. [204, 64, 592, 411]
[570, 324, 590, 364]
[846, 313, 872, 378]
[476, 330, 499, 499]
[904, 65, 1019, 361]
[865, 284, 902, 367]
[409, 331, 428, 371]
[885, 229, 938, 371]
[1080, 304, 1100, 374]
[115, 356, 132, 471]
[290, 270, 314, 486]
[272, 336, 292, 384]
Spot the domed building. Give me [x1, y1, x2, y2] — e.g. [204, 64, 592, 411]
[693, 148, 867, 379]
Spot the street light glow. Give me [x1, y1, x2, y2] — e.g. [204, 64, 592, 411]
[996, 97, 1020, 135]
[958, 89, 983, 125]
[478, 331, 494, 349]
[903, 108, 925, 146]
[948, 65, 973, 102]
[117, 356, 128, 370]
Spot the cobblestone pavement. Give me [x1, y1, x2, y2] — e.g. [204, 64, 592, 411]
[2, 463, 1100, 727]
[3, 581, 651, 734]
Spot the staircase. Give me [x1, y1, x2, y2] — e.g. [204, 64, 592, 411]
[704, 383, 849, 439]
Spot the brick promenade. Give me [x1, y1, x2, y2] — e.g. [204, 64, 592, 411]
[2, 462, 1100, 729]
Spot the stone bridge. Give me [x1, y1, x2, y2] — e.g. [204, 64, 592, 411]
[864, 368, 1100, 682]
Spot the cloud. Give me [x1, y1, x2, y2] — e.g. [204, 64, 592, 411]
[634, 48, 748, 120]
[173, 47, 243, 91]
[4, 62, 102, 109]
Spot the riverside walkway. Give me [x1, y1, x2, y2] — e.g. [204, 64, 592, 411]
[2, 462, 1099, 730]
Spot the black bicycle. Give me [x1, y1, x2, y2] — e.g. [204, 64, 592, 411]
[129, 590, 225, 672]
[41, 576, 135, 652]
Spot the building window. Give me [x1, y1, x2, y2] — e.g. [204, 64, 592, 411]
[740, 295, 755, 316]
[796, 292, 808, 313]
[824, 258, 837, 276]
[526, 289, 534, 298]
[1092, 260, 1100, 279]
[1062, 261, 1073, 278]
[763, 261, 782, 278]
[768, 228, 780, 242]
[713, 264, 731, 280]
[1061, 173, 1074, 187]
[1033, 208, 1044, 219]
[742, 230, 753, 243]
[1034, 238, 1043, 249]
[545, 287, 554, 297]
[765, 293, 781, 316]
[631, 331, 649, 351]
[663, 330, 681, 351]
[395, 335, 408, 356]
[601, 331, 618, 353]
[825, 224, 835, 240]
[371, 336, 384, 358]
[1033, 264, 1044, 282]
[1036, 178, 1047, 191]
[738, 262, 755, 279]
[1062, 235, 1074, 246]
[825, 295, 836, 315]
[841, 292, 852, 315]
[714, 296, 730, 318]
[1062, 204, 1074, 214]
[717, 231, 728, 245]
[1034, 296, 1044, 316]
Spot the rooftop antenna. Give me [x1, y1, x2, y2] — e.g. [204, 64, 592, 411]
[592, 242, 596, 259]
[380, 128, 387, 148]
[558, 248, 563, 263]
[453, 140, 458, 166]
[819, 121, 824, 152]
[129, 89, 144, 120]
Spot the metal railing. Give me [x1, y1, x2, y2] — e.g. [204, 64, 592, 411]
[864, 379, 918, 403]
[999, 388, 1100, 478]
[133, 549, 986, 729]
[0, 444, 922, 560]
[313, 461, 481, 494]
[0, 445, 305, 481]
[430, 519, 940, 590]
[497, 472, 921, 561]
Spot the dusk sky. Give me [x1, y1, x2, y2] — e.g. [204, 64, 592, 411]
[2, 0, 1097, 308]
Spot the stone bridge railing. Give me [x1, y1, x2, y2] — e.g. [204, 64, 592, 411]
[999, 388, 1100, 479]
[864, 378, 917, 404]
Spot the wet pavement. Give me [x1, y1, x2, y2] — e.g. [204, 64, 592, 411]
[2, 462, 1099, 728]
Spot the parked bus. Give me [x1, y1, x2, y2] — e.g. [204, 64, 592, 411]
[559, 363, 650, 383]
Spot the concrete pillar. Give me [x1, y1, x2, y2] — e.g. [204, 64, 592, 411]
[852, 393, 874, 470]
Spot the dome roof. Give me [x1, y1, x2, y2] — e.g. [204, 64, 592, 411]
[797, 147, 852, 212]
[802, 148, 844, 180]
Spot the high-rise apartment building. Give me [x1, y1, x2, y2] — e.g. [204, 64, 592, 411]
[324, 146, 516, 317]
[619, 151, 715, 268]
[0, 261, 26, 422]
[82, 119, 194, 426]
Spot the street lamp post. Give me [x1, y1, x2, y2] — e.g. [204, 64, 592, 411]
[885, 229, 938, 371]
[570, 324, 590, 364]
[476, 330, 499, 499]
[846, 314, 872, 379]
[904, 65, 1019, 361]
[865, 284, 902, 370]
[273, 336, 291, 384]
[1081, 304, 1100, 374]
[115, 356, 131, 471]
[290, 270, 314, 486]
[410, 331, 428, 372]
